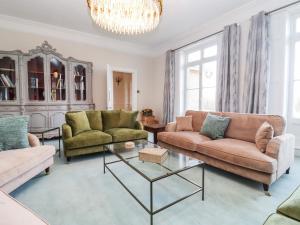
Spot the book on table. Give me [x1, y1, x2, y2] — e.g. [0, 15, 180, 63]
[139, 148, 168, 164]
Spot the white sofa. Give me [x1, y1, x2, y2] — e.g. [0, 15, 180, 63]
[0, 133, 55, 193]
[0, 190, 50, 225]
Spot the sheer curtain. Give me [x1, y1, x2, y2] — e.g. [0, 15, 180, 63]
[217, 23, 240, 112]
[163, 50, 176, 124]
[243, 11, 270, 114]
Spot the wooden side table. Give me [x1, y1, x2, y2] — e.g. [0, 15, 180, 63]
[143, 124, 166, 144]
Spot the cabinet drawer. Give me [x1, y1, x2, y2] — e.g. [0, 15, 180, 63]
[0, 106, 20, 112]
[25, 106, 48, 111]
[48, 105, 68, 111]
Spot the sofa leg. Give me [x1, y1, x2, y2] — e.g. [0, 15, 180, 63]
[286, 168, 290, 174]
[263, 184, 271, 196]
[45, 167, 50, 175]
[66, 157, 71, 163]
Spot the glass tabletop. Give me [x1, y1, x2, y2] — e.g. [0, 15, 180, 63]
[104, 139, 203, 182]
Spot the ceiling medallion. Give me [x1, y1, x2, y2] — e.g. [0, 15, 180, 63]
[87, 0, 163, 35]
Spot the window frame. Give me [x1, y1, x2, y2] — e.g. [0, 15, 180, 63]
[288, 13, 300, 123]
[182, 39, 219, 112]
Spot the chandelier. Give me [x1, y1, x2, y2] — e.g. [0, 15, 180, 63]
[87, 0, 163, 35]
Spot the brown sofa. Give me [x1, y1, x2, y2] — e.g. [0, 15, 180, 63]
[158, 111, 295, 193]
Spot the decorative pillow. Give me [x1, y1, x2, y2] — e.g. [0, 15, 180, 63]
[119, 110, 139, 129]
[176, 116, 193, 131]
[200, 114, 230, 140]
[65, 111, 91, 136]
[255, 122, 274, 152]
[0, 116, 29, 151]
[86, 110, 103, 131]
[102, 110, 121, 131]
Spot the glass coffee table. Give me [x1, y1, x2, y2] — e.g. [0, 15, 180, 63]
[103, 139, 205, 225]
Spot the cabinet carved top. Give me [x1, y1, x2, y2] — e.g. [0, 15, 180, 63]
[28, 41, 63, 57]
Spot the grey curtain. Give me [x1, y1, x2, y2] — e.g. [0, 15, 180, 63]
[163, 50, 175, 124]
[217, 23, 240, 112]
[243, 11, 270, 114]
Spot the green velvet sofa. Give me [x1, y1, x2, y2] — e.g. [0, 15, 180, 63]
[62, 110, 148, 162]
[263, 186, 300, 225]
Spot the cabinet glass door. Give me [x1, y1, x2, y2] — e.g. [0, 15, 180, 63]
[0, 57, 16, 101]
[74, 65, 86, 101]
[28, 56, 45, 101]
[50, 58, 66, 101]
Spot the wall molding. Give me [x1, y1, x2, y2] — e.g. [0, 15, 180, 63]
[0, 14, 155, 57]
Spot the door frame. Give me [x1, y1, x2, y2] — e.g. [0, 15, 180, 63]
[107, 65, 138, 110]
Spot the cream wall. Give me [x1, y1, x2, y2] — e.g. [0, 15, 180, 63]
[0, 27, 157, 113]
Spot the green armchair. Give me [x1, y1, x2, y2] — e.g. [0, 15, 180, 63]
[62, 110, 148, 162]
[263, 185, 300, 225]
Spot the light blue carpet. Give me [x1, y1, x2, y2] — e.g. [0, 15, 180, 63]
[11, 140, 300, 225]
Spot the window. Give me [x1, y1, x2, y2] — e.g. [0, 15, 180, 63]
[182, 42, 218, 112]
[290, 16, 300, 119]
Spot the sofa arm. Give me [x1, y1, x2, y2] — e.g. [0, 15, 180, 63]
[62, 124, 72, 139]
[165, 122, 176, 132]
[135, 121, 144, 130]
[266, 134, 295, 178]
[28, 133, 40, 147]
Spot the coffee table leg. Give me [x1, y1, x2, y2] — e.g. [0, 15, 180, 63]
[150, 181, 153, 225]
[58, 128, 61, 158]
[202, 165, 205, 201]
[103, 148, 106, 174]
[42, 133, 44, 145]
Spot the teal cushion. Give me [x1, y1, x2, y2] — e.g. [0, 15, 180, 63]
[0, 116, 29, 150]
[200, 114, 230, 140]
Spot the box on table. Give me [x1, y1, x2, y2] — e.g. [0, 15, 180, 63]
[139, 148, 168, 164]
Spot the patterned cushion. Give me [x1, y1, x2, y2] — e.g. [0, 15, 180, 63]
[0, 116, 29, 151]
[200, 114, 230, 140]
[255, 122, 274, 152]
[118, 110, 139, 129]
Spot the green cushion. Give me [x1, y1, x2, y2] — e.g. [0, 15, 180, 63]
[64, 130, 112, 150]
[200, 113, 230, 140]
[105, 128, 148, 142]
[102, 110, 121, 131]
[0, 116, 29, 150]
[65, 111, 91, 136]
[119, 110, 139, 129]
[277, 186, 300, 221]
[263, 214, 300, 225]
[86, 110, 103, 131]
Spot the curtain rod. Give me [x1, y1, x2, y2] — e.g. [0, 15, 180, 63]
[172, 0, 300, 52]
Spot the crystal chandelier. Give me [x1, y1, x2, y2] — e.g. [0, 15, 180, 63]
[87, 0, 163, 35]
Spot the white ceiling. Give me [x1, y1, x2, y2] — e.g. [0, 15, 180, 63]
[0, 0, 253, 48]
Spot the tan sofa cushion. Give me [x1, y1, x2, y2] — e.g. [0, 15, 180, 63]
[176, 116, 193, 131]
[255, 122, 274, 152]
[222, 112, 285, 143]
[197, 138, 277, 173]
[0, 146, 55, 187]
[185, 110, 223, 131]
[158, 131, 211, 152]
[0, 190, 49, 225]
